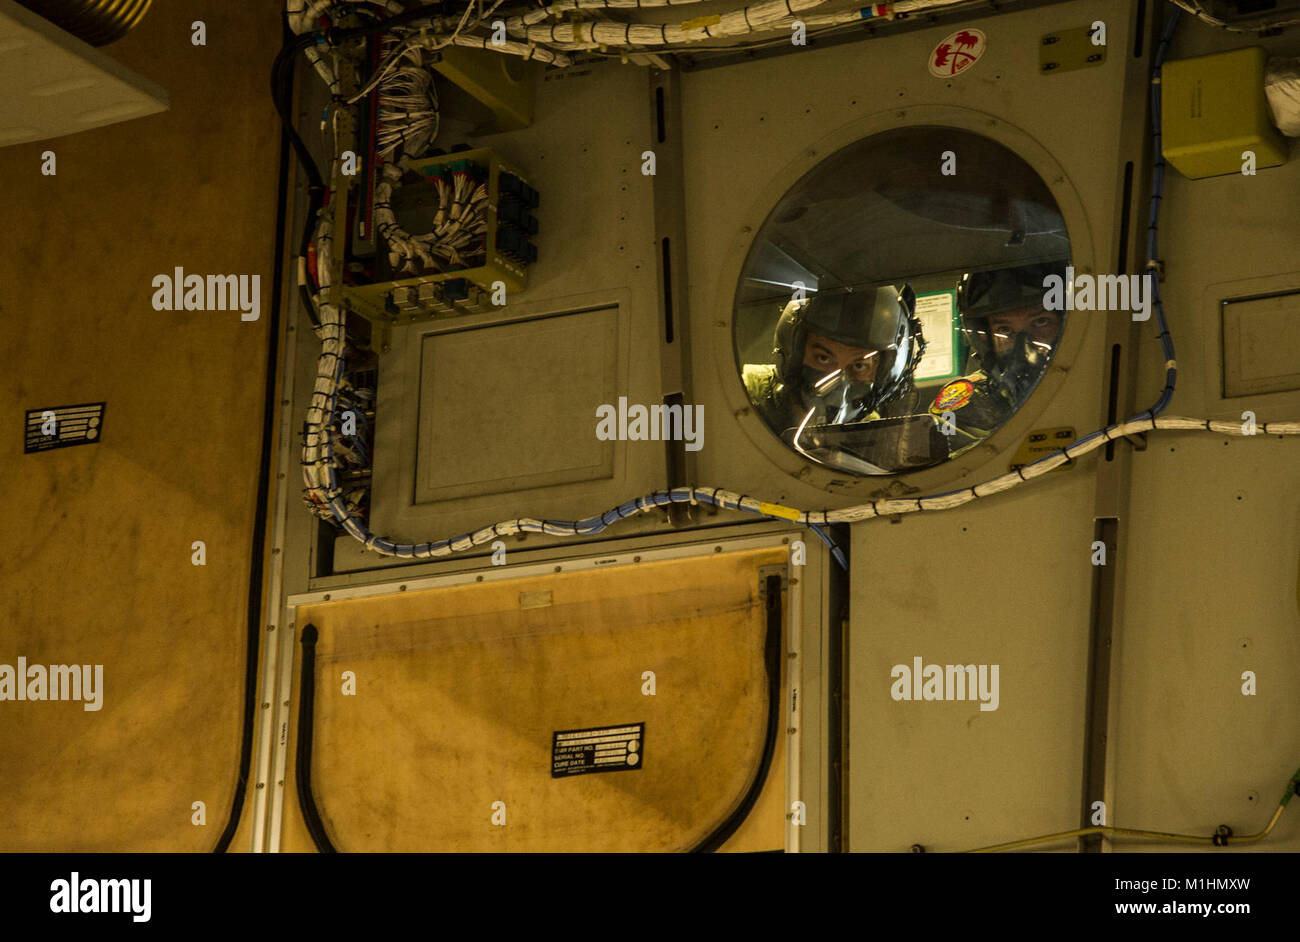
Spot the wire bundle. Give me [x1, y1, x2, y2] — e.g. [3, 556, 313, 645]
[1164, 0, 1300, 32]
[287, 0, 1300, 80]
[297, 412, 1300, 565]
[374, 31, 440, 161]
[373, 165, 489, 276]
[287, 0, 406, 92]
[287, 3, 1300, 569]
[300, 208, 370, 529]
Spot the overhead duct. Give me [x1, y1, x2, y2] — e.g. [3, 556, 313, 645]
[14, 0, 152, 46]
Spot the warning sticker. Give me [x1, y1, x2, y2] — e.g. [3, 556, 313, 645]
[552, 723, 644, 778]
[25, 402, 106, 453]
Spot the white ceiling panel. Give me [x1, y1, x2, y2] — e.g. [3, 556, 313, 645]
[0, 0, 167, 148]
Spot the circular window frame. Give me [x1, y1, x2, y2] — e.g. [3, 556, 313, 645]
[711, 105, 1098, 498]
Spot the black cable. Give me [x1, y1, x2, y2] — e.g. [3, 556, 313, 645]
[689, 573, 784, 852]
[296, 624, 338, 852]
[211, 18, 296, 854]
[214, 4, 398, 847]
[272, 30, 325, 329]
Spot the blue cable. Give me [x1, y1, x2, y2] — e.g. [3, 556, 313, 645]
[1139, 9, 1181, 422]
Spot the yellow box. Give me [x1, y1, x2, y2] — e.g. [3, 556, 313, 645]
[1161, 46, 1288, 179]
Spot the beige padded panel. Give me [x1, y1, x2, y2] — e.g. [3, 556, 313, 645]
[285, 548, 788, 852]
[0, 1, 281, 850]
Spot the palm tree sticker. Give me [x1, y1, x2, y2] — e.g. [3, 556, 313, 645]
[929, 28, 986, 77]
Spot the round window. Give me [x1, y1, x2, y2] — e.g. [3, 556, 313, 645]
[733, 127, 1071, 476]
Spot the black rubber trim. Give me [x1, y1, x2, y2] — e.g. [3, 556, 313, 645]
[271, 27, 325, 330]
[297, 624, 338, 852]
[827, 522, 849, 851]
[211, 18, 294, 854]
[689, 572, 783, 852]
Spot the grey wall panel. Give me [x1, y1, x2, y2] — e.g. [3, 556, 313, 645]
[681, 0, 1140, 849]
[849, 473, 1098, 851]
[1114, 17, 1300, 853]
[368, 62, 674, 551]
[1118, 439, 1299, 852]
[415, 307, 620, 503]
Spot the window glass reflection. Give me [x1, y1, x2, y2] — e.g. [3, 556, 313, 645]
[733, 127, 1070, 475]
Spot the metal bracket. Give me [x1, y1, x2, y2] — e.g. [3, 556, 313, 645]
[758, 565, 788, 599]
[1040, 26, 1107, 75]
[1116, 430, 1148, 452]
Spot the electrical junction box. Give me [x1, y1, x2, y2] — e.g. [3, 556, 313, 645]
[341, 147, 538, 334]
[1161, 46, 1288, 179]
[430, 46, 539, 133]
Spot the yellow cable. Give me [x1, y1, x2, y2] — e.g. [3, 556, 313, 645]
[959, 769, 1297, 852]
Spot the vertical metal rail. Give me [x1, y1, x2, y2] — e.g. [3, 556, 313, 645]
[1078, 0, 1158, 853]
[786, 558, 803, 852]
[648, 69, 699, 525]
[249, 129, 301, 853]
[828, 523, 849, 852]
[254, 32, 359, 853]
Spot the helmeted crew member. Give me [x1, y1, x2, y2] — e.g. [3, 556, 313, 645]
[929, 260, 1068, 440]
[742, 284, 927, 443]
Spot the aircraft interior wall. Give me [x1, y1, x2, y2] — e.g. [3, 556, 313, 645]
[2, 0, 1298, 891]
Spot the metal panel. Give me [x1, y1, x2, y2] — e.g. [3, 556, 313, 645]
[366, 62, 673, 557]
[1116, 12, 1300, 855]
[679, 0, 1142, 851]
[1221, 291, 1300, 398]
[415, 307, 618, 503]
